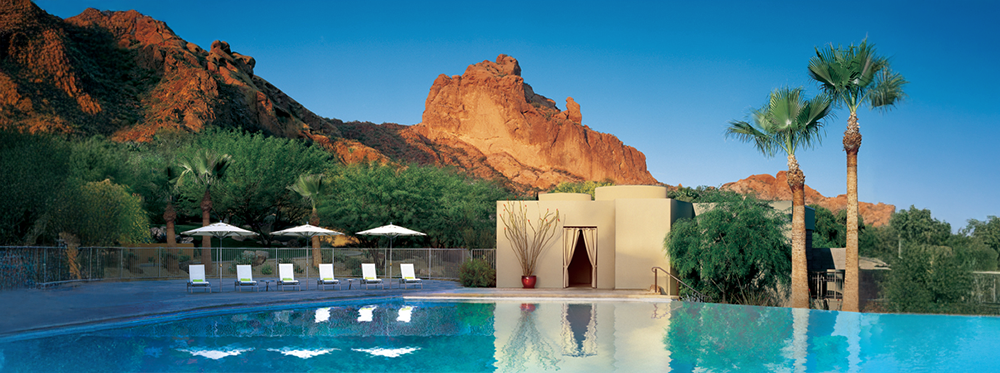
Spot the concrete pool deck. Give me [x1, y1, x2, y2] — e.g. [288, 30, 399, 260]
[0, 279, 668, 338]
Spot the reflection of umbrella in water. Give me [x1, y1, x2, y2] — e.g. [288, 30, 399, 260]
[182, 222, 257, 291]
[355, 224, 426, 285]
[271, 224, 345, 280]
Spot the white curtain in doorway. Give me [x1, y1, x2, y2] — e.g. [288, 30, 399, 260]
[562, 227, 598, 288]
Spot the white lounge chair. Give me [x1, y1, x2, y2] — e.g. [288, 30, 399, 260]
[187, 264, 211, 293]
[277, 263, 300, 291]
[316, 263, 341, 290]
[234, 264, 259, 292]
[399, 263, 422, 289]
[360, 263, 384, 289]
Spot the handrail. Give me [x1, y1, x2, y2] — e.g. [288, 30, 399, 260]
[652, 266, 711, 302]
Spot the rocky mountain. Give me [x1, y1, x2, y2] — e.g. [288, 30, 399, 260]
[0, 2, 901, 217]
[1, 2, 654, 192]
[0, 0, 381, 162]
[721, 171, 895, 227]
[408, 54, 658, 189]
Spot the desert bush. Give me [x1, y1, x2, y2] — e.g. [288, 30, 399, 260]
[459, 259, 496, 287]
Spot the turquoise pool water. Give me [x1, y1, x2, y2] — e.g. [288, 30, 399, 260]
[1, 299, 998, 372]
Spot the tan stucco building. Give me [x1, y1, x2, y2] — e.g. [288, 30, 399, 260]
[495, 185, 694, 295]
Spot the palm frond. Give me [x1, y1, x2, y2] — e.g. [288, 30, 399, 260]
[288, 173, 324, 209]
[176, 150, 232, 187]
[726, 120, 780, 158]
[809, 38, 906, 117]
[728, 87, 832, 158]
[868, 68, 909, 112]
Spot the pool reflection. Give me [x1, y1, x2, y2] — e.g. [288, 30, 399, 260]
[2, 300, 999, 372]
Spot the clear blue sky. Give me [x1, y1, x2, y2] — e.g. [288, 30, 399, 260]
[38, 0, 1000, 231]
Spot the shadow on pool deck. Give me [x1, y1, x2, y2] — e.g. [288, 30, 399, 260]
[0, 279, 668, 338]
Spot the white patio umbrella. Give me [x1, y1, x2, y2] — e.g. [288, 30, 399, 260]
[182, 222, 258, 291]
[271, 224, 345, 280]
[355, 223, 426, 284]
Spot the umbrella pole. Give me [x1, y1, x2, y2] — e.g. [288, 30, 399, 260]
[217, 234, 223, 293]
[389, 236, 394, 289]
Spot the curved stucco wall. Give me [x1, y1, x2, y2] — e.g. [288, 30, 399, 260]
[594, 185, 667, 201]
[539, 192, 592, 201]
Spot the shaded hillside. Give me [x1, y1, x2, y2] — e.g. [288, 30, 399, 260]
[0, 0, 384, 163]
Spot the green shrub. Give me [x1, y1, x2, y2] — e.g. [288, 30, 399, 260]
[261, 264, 273, 275]
[459, 259, 496, 287]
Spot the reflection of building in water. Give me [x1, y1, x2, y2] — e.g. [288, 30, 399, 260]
[494, 301, 678, 371]
[562, 304, 597, 356]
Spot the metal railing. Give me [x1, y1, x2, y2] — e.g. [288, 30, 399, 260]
[652, 266, 709, 302]
[0, 246, 495, 291]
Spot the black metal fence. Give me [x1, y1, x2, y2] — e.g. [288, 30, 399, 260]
[0, 246, 496, 291]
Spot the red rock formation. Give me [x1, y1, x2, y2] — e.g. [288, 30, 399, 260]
[410, 54, 658, 190]
[0, 2, 342, 146]
[721, 171, 895, 227]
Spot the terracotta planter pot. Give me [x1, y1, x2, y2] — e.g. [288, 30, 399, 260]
[521, 275, 537, 289]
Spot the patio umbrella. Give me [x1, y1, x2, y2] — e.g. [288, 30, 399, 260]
[356, 224, 426, 284]
[271, 224, 345, 279]
[182, 222, 258, 291]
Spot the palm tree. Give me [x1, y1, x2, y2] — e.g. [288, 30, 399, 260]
[727, 87, 832, 309]
[163, 166, 179, 274]
[177, 150, 232, 274]
[288, 173, 325, 267]
[808, 39, 907, 312]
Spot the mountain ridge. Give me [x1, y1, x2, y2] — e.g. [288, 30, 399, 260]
[1, 1, 898, 219]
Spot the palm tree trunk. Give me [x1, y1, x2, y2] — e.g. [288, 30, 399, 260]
[842, 113, 862, 312]
[787, 156, 809, 309]
[310, 209, 322, 267]
[200, 187, 213, 275]
[164, 202, 179, 274]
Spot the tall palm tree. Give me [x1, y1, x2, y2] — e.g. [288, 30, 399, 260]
[727, 87, 832, 309]
[808, 39, 907, 312]
[177, 150, 232, 274]
[288, 173, 325, 266]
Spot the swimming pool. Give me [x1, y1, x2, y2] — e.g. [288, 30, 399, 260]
[0, 299, 998, 372]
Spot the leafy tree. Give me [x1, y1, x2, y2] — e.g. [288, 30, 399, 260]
[882, 245, 977, 314]
[859, 224, 898, 264]
[319, 164, 510, 253]
[50, 179, 150, 246]
[189, 130, 331, 246]
[962, 216, 1000, 267]
[891, 205, 951, 247]
[549, 179, 614, 198]
[809, 38, 908, 311]
[665, 193, 791, 304]
[666, 186, 735, 203]
[811, 205, 867, 249]
[289, 173, 326, 265]
[726, 87, 832, 308]
[0, 130, 71, 245]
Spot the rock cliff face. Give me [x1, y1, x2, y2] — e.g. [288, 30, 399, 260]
[409, 54, 658, 190]
[721, 171, 895, 227]
[0, 1, 385, 163]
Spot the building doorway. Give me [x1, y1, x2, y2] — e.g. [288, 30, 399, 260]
[567, 231, 592, 287]
[563, 227, 597, 288]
